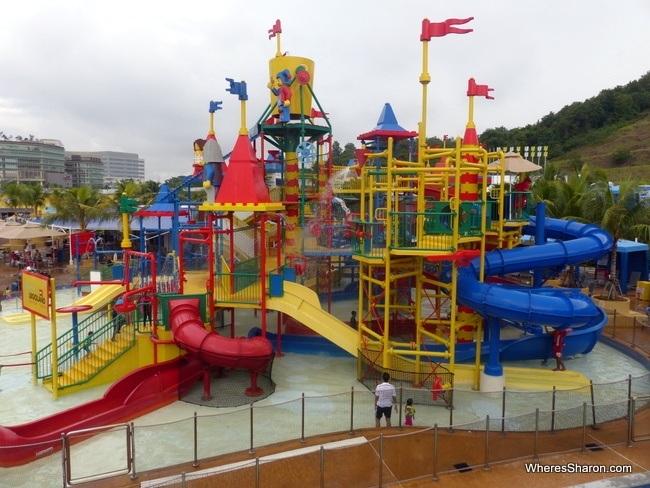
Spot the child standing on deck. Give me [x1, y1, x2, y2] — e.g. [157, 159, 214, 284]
[405, 398, 415, 426]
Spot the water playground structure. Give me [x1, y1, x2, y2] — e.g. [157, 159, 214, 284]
[0, 18, 619, 467]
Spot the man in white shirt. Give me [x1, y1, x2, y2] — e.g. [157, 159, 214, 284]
[375, 372, 397, 427]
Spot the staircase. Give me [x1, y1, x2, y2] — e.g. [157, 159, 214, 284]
[42, 324, 135, 391]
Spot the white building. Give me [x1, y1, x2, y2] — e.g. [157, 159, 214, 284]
[70, 151, 145, 187]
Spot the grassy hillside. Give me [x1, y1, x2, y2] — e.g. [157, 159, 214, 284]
[552, 111, 650, 183]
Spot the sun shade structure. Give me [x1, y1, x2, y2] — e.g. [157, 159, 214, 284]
[0, 222, 66, 241]
[488, 151, 542, 173]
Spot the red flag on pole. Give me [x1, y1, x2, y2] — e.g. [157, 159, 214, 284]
[268, 19, 282, 39]
[420, 17, 474, 41]
[467, 78, 494, 100]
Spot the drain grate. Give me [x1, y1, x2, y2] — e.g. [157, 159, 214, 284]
[453, 462, 472, 473]
[585, 443, 604, 452]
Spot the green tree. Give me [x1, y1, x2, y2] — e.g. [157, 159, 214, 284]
[23, 184, 48, 218]
[41, 186, 114, 233]
[579, 179, 650, 300]
[339, 143, 356, 166]
[611, 149, 632, 166]
[136, 180, 162, 205]
[532, 163, 607, 220]
[0, 182, 26, 218]
[331, 141, 343, 166]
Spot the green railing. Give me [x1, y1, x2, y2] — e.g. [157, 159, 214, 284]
[233, 256, 261, 293]
[503, 191, 532, 221]
[457, 201, 483, 237]
[35, 309, 137, 389]
[349, 220, 385, 259]
[215, 272, 262, 304]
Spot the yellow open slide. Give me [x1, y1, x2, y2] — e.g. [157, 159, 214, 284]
[266, 281, 358, 356]
[1, 284, 124, 325]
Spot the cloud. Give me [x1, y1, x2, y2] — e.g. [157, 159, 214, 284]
[1, 0, 648, 182]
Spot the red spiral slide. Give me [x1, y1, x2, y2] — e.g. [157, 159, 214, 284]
[167, 298, 274, 373]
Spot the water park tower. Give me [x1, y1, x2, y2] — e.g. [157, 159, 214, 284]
[257, 20, 333, 256]
[350, 18, 612, 393]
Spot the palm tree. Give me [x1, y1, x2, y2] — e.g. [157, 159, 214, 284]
[579, 179, 650, 300]
[23, 184, 48, 218]
[0, 181, 26, 219]
[41, 186, 114, 233]
[112, 179, 162, 210]
[531, 163, 608, 220]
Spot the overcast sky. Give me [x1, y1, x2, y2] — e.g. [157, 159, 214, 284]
[1, 1, 648, 182]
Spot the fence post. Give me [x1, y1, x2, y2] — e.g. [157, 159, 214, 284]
[61, 433, 69, 487]
[255, 457, 260, 488]
[249, 403, 255, 454]
[130, 422, 138, 481]
[612, 309, 617, 338]
[378, 434, 383, 488]
[501, 386, 506, 434]
[398, 386, 403, 430]
[484, 415, 491, 471]
[551, 386, 557, 434]
[320, 445, 325, 488]
[589, 381, 598, 429]
[627, 397, 635, 447]
[432, 424, 439, 481]
[581, 402, 587, 454]
[448, 389, 454, 432]
[193, 412, 199, 467]
[301, 393, 306, 443]
[533, 409, 539, 461]
[349, 386, 355, 435]
[627, 375, 632, 419]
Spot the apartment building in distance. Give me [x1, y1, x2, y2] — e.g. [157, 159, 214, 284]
[67, 151, 145, 188]
[0, 134, 145, 188]
[0, 136, 69, 187]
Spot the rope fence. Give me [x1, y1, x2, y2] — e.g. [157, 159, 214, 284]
[1, 372, 648, 487]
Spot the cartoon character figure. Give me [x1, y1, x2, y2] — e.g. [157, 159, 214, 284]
[202, 136, 225, 203]
[192, 138, 206, 176]
[268, 69, 292, 123]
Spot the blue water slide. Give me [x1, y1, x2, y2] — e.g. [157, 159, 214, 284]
[452, 217, 613, 362]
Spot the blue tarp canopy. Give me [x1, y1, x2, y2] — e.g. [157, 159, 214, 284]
[616, 239, 649, 293]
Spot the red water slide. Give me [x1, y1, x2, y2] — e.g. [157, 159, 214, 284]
[0, 356, 203, 467]
[167, 298, 274, 372]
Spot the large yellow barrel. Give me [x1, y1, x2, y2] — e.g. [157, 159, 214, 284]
[268, 56, 314, 119]
[636, 281, 650, 301]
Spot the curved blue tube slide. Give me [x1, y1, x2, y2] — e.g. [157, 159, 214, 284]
[455, 217, 613, 361]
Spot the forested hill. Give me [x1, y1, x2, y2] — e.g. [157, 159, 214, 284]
[332, 71, 650, 180]
[478, 71, 650, 180]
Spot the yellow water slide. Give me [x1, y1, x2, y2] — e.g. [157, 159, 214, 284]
[1, 284, 124, 325]
[265, 282, 358, 356]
